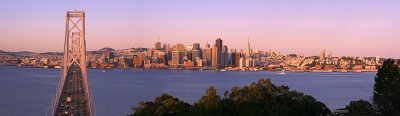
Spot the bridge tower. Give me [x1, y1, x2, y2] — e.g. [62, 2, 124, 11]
[52, 10, 92, 116]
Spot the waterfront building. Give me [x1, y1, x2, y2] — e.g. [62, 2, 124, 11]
[184, 60, 194, 67]
[195, 57, 203, 67]
[132, 55, 142, 68]
[150, 57, 159, 64]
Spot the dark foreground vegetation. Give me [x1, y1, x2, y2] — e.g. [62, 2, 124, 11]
[341, 59, 400, 116]
[130, 59, 400, 116]
[131, 79, 330, 116]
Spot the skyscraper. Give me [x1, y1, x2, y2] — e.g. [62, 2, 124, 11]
[215, 38, 223, 68]
[172, 51, 182, 65]
[203, 43, 212, 67]
[175, 44, 186, 55]
[193, 43, 201, 50]
[320, 49, 327, 60]
[192, 50, 201, 61]
[216, 38, 223, 51]
[162, 43, 169, 52]
[245, 38, 251, 59]
[204, 42, 210, 48]
[231, 49, 237, 67]
[186, 44, 193, 60]
[155, 39, 162, 50]
[222, 45, 228, 67]
[212, 45, 219, 68]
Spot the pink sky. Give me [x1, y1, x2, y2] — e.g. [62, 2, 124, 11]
[0, 0, 399, 58]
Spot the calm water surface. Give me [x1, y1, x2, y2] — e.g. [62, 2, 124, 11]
[0, 66, 375, 116]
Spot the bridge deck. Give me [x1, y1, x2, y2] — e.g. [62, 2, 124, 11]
[54, 68, 90, 116]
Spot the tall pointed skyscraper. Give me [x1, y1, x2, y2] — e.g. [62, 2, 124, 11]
[246, 38, 251, 59]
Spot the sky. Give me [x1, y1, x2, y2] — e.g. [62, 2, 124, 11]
[0, 0, 399, 58]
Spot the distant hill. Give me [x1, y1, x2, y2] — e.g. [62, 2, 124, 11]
[0, 50, 63, 56]
[99, 47, 115, 52]
[87, 47, 116, 55]
[40, 52, 63, 56]
[12, 51, 39, 56]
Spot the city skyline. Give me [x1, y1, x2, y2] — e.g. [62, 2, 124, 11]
[1, 0, 400, 58]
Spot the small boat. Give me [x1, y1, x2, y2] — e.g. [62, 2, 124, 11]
[102, 70, 106, 73]
[277, 70, 286, 75]
[219, 69, 226, 72]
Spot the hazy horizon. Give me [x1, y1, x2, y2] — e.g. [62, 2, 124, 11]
[0, 0, 399, 58]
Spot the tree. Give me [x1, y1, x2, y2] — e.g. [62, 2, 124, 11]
[132, 79, 331, 116]
[192, 86, 222, 115]
[344, 99, 375, 116]
[132, 94, 190, 116]
[374, 59, 400, 115]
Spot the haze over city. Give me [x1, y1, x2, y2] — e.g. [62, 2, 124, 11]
[1, 0, 399, 58]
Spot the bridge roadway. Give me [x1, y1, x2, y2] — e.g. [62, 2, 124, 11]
[54, 66, 90, 116]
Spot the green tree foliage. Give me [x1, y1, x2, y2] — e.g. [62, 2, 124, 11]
[343, 99, 375, 116]
[132, 94, 191, 116]
[374, 59, 400, 115]
[131, 79, 331, 116]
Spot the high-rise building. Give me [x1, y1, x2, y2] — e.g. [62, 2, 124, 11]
[162, 43, 169, 52]
[192, 50, 201, 61]
[193, 43, 201, 50]
[222, 45, 228, 67]
[162, 43, 169, 64]
[203, 44, 212, 66]
[239, 57, 245, 68]
[231, 49, 237, 67]
[172, 51, 182, 65]
[215, 38, 223, 68]
[186, 45, 193, 60]
[216, 38, 223, 51]
[204, 42, 210, 48]
[212, 45, 219, 68]
[245, 38, 252, 59]
[158, 52, 166, 64]
[175, 44, 186, 53]
[320, 49, 327, 60]
[235, 50, 242, 68]
[155, 39, 162, 50]
[195, 57, 203, 67]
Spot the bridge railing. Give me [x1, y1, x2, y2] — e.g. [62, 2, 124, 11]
[51, 67, 67, 116]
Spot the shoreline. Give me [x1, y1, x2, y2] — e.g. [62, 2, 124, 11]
[0, 65, 377, 73]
